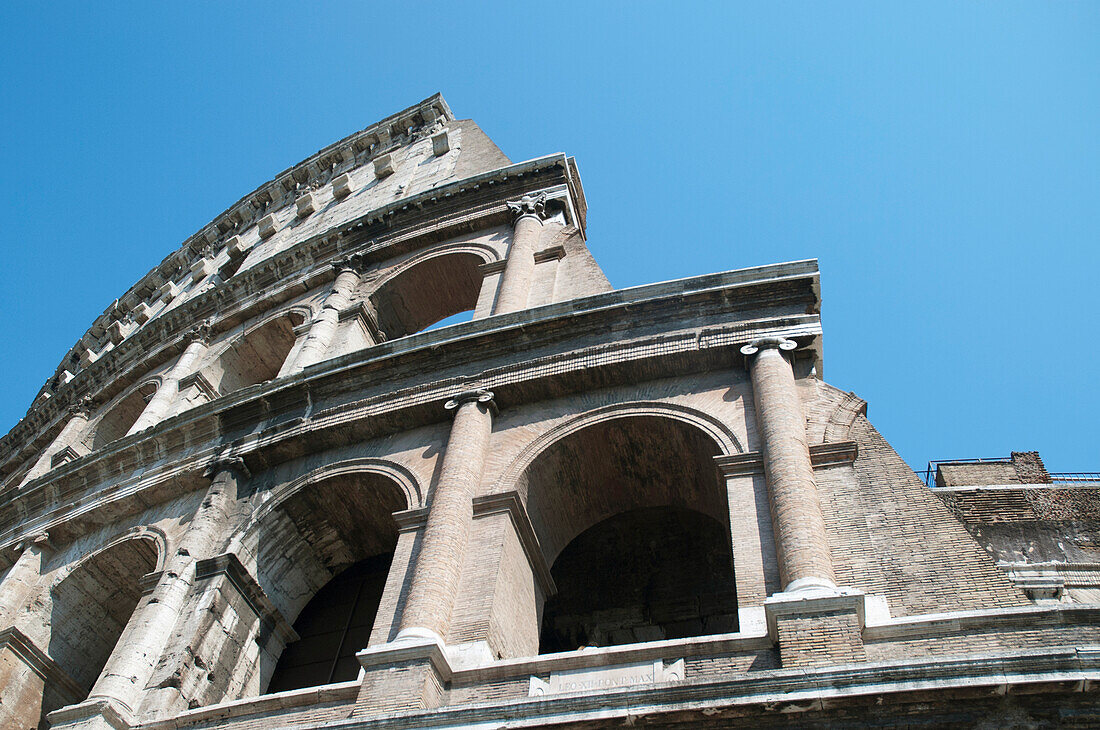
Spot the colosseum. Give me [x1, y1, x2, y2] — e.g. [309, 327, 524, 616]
[1, 95, 1099, 729]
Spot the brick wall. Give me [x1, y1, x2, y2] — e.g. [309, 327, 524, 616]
[810, 399, 1027, 615]
[776, 610, 865, 667]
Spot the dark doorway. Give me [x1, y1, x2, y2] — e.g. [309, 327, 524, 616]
[267, 552, 393, 692]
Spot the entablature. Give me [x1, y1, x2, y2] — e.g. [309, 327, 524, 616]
[0, 261, 821, 549]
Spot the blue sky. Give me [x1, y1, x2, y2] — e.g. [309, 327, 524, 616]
[1, 3, 1097, 473]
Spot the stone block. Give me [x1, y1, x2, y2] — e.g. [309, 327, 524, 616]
[225, 235, 251, 260]
[432, 130, 450, 156]
[189, 258, 214, 282]
[332, 172, 354, 199]
[373, 154, 395, 178]
[258, 214, 278, 239]
[295, 192, 318, 218]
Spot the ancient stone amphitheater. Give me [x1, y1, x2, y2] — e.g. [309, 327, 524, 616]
[2, 95, 1099, 729]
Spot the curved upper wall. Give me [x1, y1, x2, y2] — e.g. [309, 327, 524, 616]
[39, 95, 509, 401]
[0, 94, 600, 486]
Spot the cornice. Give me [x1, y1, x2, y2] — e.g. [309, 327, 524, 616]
[0, 262, 821, 549]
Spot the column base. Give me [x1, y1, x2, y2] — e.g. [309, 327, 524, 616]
[46, 698, 134, 730]
[764, 587, 867, 668]
[353, 634, 455, 715]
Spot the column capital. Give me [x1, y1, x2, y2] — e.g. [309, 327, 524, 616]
[444, 388, 495, 412]
[740, 337, 798, 357]
[67, 395, 96, 418]
[16, 532, 52, 555]
[506, 193, 549, 223]
[184, 319, 214, 346]
[332, 253, 366, 276]
[203, 455, 250, 481]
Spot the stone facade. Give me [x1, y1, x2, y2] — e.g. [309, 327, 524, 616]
[0, 95, 1097, 729]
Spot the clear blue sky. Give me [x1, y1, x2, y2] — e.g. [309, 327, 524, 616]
[1, 3, 1097, 473]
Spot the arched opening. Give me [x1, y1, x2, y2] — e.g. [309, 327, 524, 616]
[205, 312, 302, 395]
[370, 252, 483, 339]
[249, 471, 407, 694]
[88, 382, 156, 450]
[540, 507, 738, 653]
[46, 536, 159, 721]
[519, 415, 737, 654]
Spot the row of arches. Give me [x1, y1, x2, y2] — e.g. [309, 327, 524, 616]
[71, 247, 496, 459]
[36, 407, 745, 719]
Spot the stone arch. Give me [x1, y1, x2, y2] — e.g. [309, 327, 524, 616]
[231, 461, 417, 695]
[366, 243, 497, 339]
[233, 458, 423, 544]
[44, 530, 163, 722]
[499, 406, 741, 654]
[83, 379, 160, 451]
[496, 401, 744, 506]
[49, 525, 167, 588]
[199, 308, 307, 395]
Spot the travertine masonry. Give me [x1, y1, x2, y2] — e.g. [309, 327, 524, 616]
[0, 94, 1091, 730]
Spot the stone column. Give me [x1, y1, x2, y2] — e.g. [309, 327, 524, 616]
[740, 337, 836, 593]
[83, 457, 250, 716]
[492, 195, 547, 315]
[127, 323, 211, 436]
[396, 389, 495, 644]
[21, 399, 94, 484]
[0, 533, 51, 626]
[286, 258, 363, 373]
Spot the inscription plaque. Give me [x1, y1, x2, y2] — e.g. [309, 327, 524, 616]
[528, 659, 685, 696]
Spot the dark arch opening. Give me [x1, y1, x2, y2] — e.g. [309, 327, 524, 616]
[540, 507, 738, 653]
[207, 312, 303, 395]
[46, 537, 159, 721]
[254, 472, 406, 694]
[266, 553, 392, 692]
[89, 383, 156, 450]
[370, 252, 483, 339]
[521, 415, 737, 654]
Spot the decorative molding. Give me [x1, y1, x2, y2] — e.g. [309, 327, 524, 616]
[472, 491, 557, 596]
[203, 455, 250, 481]
[337, 302, 386, 344]
[50, 447, 80, 469]
[810, 441, 859, 468]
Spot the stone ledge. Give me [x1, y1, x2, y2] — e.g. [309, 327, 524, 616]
[194, 553, 299, 646]
[715, 441, 858, 478]
[212, 645, 1100, 730]
[864, 602, 1100, 641]
[0, 626, 85, 704]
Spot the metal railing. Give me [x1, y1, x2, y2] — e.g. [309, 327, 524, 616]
[916, 461, 1100, 488]
[919, 457, 1010, 488]
[1049, 472, 1100, 484]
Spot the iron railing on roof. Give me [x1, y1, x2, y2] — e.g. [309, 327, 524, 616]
[1049, 472, 1100, 484]
[916, 459, 1100, 488]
